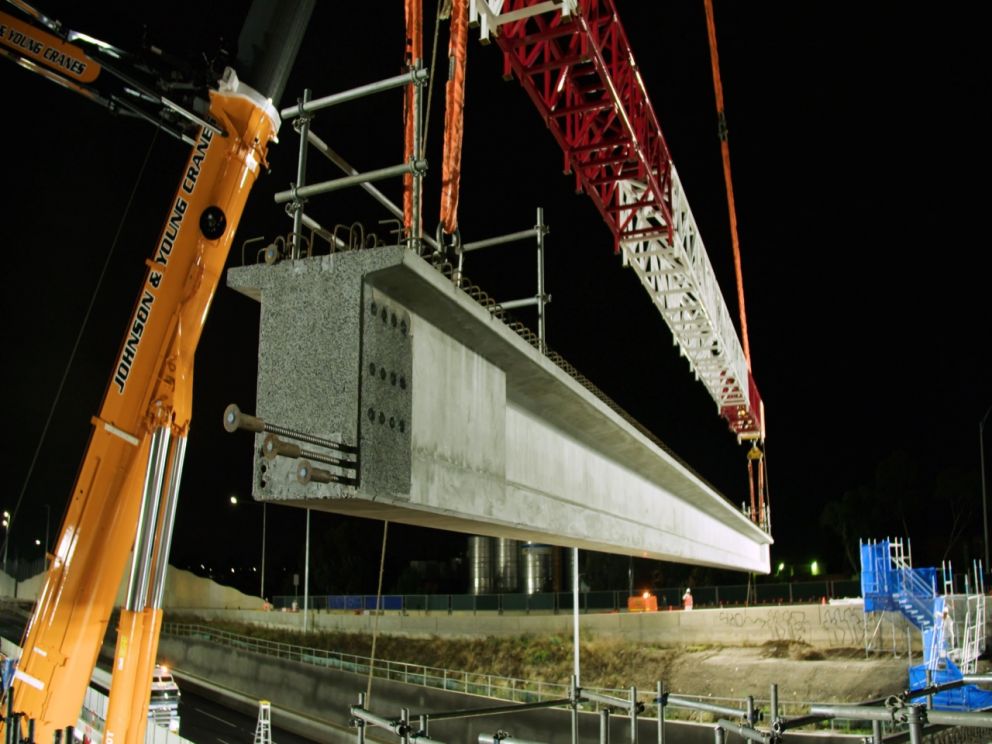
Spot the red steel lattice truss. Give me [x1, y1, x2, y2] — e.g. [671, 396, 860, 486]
[475, 0, 763, 439]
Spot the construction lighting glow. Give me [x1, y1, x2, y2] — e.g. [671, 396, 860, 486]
[642, 591, 650, 599]
[229, 496, 238, 505]
[777, 562, 785, 572]
[810, 560, 820, 576]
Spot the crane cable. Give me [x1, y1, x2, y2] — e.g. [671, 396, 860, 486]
[423, 0, 447, 161]
[703, 0, 751, 369]
[3, 128, 160, 562]
[439, 0, 467, 235]
[704, 1, 772, 532]
[365, 520, 390, 707]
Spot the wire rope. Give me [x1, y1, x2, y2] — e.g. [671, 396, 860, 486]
[3, 128, 160, 566]
[365, 520, 390, 706]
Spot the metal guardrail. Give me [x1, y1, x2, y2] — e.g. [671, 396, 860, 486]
[162, 622, 580, 704]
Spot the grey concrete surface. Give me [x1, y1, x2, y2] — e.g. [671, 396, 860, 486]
[171, 600, 907, 651]
[227, 247, 771, 573]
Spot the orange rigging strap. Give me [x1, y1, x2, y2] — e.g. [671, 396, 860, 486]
[403, 0, 423, 235]
[703, 0, 751, 369]
[439, 0, 467, 235]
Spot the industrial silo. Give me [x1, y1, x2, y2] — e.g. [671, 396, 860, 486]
[522, 542, 553, 594]
[467, 535, 494, 594]
[494, 537, 519, 592]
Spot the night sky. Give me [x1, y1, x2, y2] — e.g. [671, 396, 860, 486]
[1, 2, 987, 598]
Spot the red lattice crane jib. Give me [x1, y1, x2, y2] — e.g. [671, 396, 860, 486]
[493, 0, 675, 251]
[486, 0, 764, 442]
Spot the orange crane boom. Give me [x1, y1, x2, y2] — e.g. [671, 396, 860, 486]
[1, 2, 313, 739]
[11, 72, 278, 744]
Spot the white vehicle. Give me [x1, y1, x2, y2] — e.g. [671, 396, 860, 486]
[86, 663, 181, 736]
[148, 665, 182, 732]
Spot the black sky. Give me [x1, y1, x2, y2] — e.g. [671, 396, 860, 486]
[1, 2, 988, 595]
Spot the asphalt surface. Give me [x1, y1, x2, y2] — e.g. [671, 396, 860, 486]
[178, 687, 318, 744]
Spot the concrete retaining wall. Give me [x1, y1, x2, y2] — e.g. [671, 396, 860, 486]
[173, 600, 899, 650]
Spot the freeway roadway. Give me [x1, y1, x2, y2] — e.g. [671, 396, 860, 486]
[178, 687, 318, 744]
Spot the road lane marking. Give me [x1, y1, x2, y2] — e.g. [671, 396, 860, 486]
[194, 707, 238, 728]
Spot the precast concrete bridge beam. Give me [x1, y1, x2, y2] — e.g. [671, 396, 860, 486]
[227, 246, 771, 573]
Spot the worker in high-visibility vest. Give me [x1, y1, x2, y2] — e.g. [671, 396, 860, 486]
[682, 588, 694, 611]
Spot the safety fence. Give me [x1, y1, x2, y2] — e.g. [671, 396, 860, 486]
[270, 579, 863, 614]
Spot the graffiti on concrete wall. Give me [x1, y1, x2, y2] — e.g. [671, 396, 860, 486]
[820, 605, 864, 647]
[718, 608, 811, 643]
[716, 604, 866, 647]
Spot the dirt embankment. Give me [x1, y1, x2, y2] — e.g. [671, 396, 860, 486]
[171, 617, 913, 705]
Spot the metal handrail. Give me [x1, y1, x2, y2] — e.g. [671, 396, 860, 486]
[162, 623, 581, 705]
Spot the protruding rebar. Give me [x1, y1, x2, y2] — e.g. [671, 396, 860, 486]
[224, 403, 358, 453]
[224, 403, 264, 433]
[263, 434, 356, 469]
[296, 459, 356, 486]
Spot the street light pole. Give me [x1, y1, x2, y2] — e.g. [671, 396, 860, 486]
[232, 494, 268, 600]
[981, 404, 991, 572]
[2, 510, 10, 575]
[43, 504, 50, 567]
